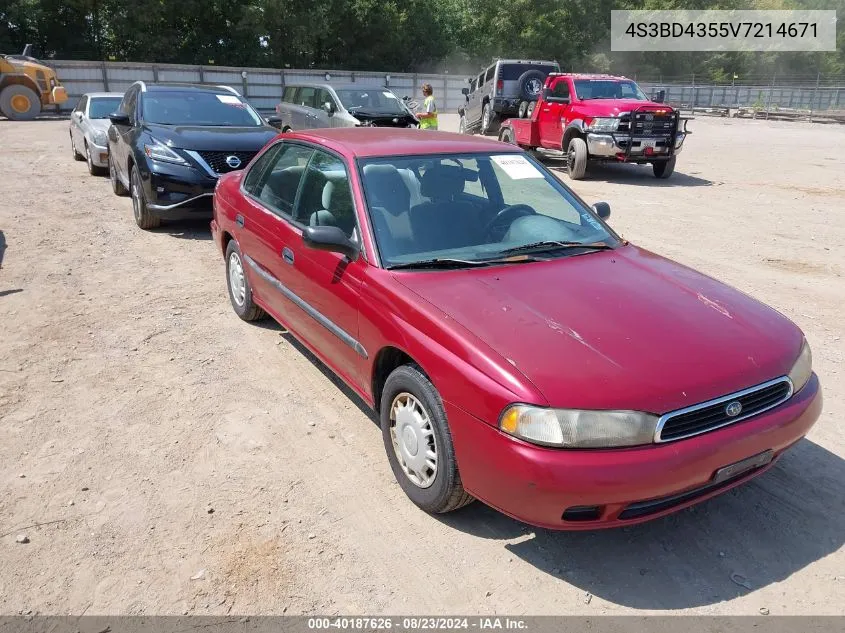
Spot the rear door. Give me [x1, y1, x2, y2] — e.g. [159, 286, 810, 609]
[237, 142, 315, 323]
[539, 78, 571, 148]
[287, 148, 367, 389]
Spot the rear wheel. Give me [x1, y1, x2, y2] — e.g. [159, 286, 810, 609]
[653, 156, 676, 179]
[480, 102, 496, 136]
[109, 152, 128, 196]
[526, 101, 536, 118]
[566, 136, 588, 180]
[225, 239, 266, 322]
[131, 165, 161, 230]
[380, 364, 474, 514]
[0, 85, 41, 121]
[518, 101, 529, 119]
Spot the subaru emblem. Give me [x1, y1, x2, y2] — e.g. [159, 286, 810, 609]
[225, 155, 241, 169]
[725, 401, 743, 417]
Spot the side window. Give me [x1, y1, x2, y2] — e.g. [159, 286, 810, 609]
[484, 65, 495, 83]
[296, 87, 318, 109]
[282, 86, 297, 102]
[315, 89, 332, 111]
[293, 150, 357, 239]
[74, 96, 87, 113]
[469, 78, 477, 93]
[551, 80, 570, 99]
[243, 143, 285, 196]
[249, 143, 314, 217]
[477, 72, 484, 88]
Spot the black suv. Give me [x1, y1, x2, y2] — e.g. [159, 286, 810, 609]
[458, 58, 560, 136]
[107, 82, 281, 230]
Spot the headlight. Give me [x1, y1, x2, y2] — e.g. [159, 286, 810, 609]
[588, 117, 619, 133]
[499, 405, 658, 448]
[91, 129, 108, 146]
[788, 338, 813, 393]
[144, 137, 187, 165]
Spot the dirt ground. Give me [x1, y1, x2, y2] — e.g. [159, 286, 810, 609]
[0, 114, 843, 617]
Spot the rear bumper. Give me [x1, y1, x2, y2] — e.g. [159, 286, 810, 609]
[587, 131, 686, 160]
[492, 97, 522, 115]
[448, 374, 822, 530]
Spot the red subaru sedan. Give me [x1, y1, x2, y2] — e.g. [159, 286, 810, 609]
[210, 128, 822, 530]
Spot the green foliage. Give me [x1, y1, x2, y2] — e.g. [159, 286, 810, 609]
[1, 0, 842, 79]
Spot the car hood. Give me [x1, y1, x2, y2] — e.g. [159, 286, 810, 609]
[575, 99, 671, 117]
[143, 123, 278, 151]
[393, 245, 802, 413]
[87, 119, 112, 133]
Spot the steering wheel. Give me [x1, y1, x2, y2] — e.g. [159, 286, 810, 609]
[482, 204, 537, 241]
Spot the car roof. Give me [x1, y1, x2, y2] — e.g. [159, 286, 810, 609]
[82, 92, 124, 99]
[552, 73, 632, 81]
[143, 82, 240, 94]
[284, 82, 395, 91]
[283, 128, 520, 159]
[496, 59, 559, 65]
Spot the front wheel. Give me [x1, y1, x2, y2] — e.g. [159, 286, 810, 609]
[380, 365, 474, 514]
[458, 115, 468, 135]
[480, 103, 496, 136]
[0, 85, 41, 120]
[131, 166, 161, 230]
[86, 142, 105, 176]
[653, 156, 676, 179]
[566, 137, 588, 180]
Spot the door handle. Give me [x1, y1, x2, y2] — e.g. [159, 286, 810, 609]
[282, 246, 294, 264]
[235, 214, 244, 227]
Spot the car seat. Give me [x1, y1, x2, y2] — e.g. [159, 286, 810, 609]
[361, 164, 415, 258]
[408, 165, 481, 251]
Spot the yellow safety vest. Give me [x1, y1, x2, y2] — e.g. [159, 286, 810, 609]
[420, 95, 438, 129]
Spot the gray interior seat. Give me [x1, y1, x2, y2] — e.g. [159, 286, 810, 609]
[409, 165, 481, 252]
[361, 164, 415, 258]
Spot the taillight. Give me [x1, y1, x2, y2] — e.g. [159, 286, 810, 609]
[496, 80, 504, 92]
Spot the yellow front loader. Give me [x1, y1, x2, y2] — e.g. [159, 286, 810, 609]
[0, 44, 68, 120]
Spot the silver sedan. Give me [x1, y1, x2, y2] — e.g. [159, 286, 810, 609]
[69, 92, 124, 175]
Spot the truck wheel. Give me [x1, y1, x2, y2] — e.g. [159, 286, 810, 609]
[0, 85, 41, 121]
[526, 101, 536, 118]
[518, 101, 528, 118]
[516, 69, 547, 102]
[458, 115, 468, 135]
[131, 165, 161, 230]
[566, 137, 588, 180]
[481, 103, 497, 136]
[653, 156, 676, 179]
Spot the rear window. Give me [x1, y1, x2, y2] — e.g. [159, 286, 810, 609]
[500, 64, 558, 80]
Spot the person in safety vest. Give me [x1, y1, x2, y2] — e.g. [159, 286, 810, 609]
[417, 83, 438, 130]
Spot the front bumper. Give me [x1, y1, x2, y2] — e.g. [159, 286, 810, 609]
[87, 140, 109, 168]
[587, 131, 686, 161]
[448, 374, 822, 530]
[140, 159, 217, 218]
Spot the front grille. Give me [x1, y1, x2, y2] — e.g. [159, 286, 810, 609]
[196, 150, 257, 174]
[617, 111, 675, 137]
[656, 377, 793, 442]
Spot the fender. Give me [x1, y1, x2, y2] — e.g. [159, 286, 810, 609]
[562, 119, 587, 151]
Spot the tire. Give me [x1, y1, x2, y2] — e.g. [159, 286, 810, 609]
[225, 239, 266, 322]
[70, 132, 84, 161]
[130, 165, 161, 230]
[0, 85, 41, 121]
[480, 102, 497, 136]
[566, 136, 588, 180]
[653, 156, 676, 179]
[526, 101, 536, 118]
[85, 141, 105, 176]
[516, 69, 547, 101]
[109, 151, 128, 196]
[518, 101, 528, 119]
[380, 364, 474, 514]
[458, 115, 467, 135]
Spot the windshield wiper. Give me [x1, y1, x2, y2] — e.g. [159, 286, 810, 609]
[386, 258, 493, 271]
[498, 240, 613, 256]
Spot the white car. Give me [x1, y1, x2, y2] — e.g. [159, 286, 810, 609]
[69, 92, 123, 175]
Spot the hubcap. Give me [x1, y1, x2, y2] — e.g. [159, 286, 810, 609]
[390, 392, 438, 489]
[228, 252, 246, 306]
[10, 94, 30, 113]
[131, 177, 141, 220]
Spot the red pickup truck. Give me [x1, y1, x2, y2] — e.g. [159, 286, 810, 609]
[496, 73, 690, 180]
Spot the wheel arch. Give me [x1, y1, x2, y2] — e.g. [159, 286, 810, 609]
[371, 345, 431, 413]
[0, 74, 41, 95]
[562, 119, 587, 151]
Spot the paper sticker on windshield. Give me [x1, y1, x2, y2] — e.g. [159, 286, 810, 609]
[492, 154, 544, 179]
[382, 91, 395, 98]
[216, 94, 244, 106]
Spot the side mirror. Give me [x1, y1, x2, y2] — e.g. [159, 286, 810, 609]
[592, 201, 611, 220]
[108, 111, 131, 126]
[322, 101, 335, 115]
[461, 87, 469, 96]
[266, 115, 282, 128]
[302, 225, 359, 260]
[653, 89, 666, 103]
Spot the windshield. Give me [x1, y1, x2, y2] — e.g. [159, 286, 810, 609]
[358, 152, 617, 269]
[573, 79, 648, 101]
[88, 97, 122, 119]
[335, 88, 406, 114]
[141, 91, 264, 126]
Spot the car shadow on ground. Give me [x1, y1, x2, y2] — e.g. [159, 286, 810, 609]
[545, 160, 715, 187]
[0, 289, 24, 298]
[152, 219, 213, 241]
[435, 438, 844, 609]
[0, 230, 6, 268]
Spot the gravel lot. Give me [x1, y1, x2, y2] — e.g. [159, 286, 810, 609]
[0, 114, 843, 616]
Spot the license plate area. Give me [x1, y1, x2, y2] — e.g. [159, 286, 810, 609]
[712, 449, 774, 484]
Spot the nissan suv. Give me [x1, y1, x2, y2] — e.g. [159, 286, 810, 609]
[106, 82, 281, 230]
[458, 58, 560, 136]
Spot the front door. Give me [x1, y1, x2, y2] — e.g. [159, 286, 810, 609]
[539, 79, 571, 149]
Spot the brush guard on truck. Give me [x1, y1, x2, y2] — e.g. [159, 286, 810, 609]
[616, 106, 689, 162]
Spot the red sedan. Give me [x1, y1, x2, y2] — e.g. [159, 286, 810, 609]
[210, 128, 822, 530]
